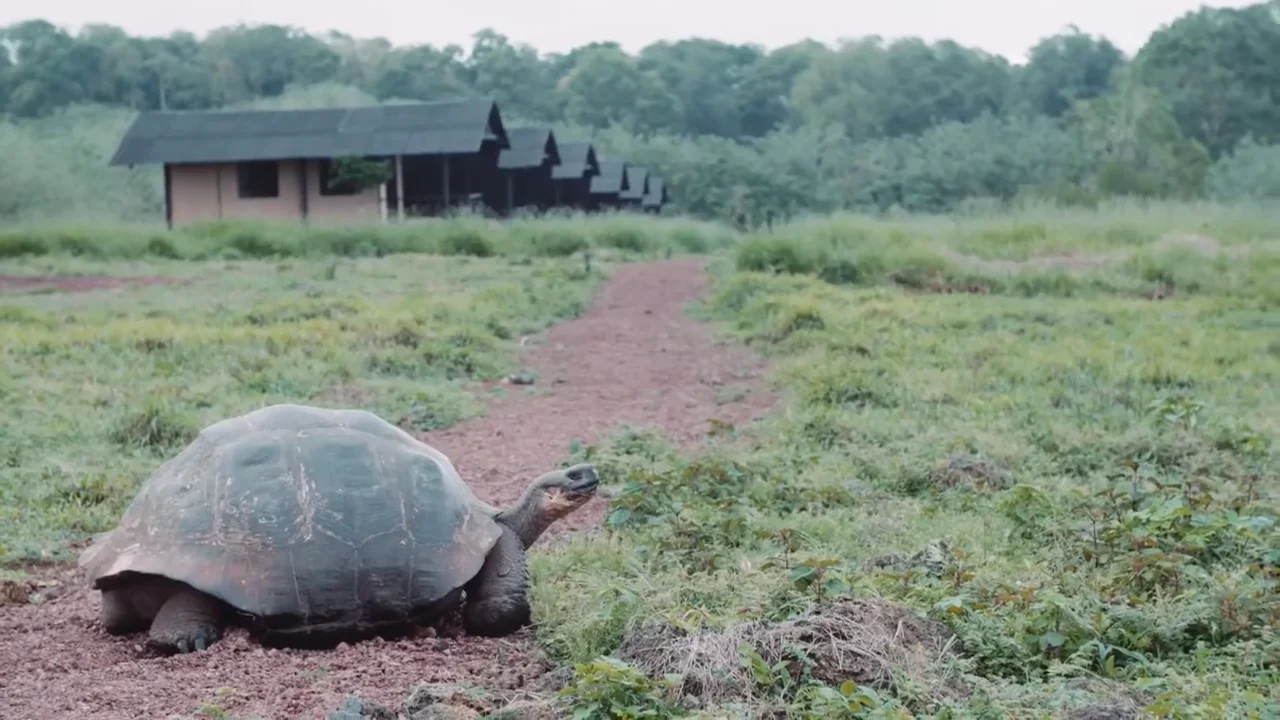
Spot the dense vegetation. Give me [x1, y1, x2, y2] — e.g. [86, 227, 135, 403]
[540, 216, 1279, 718]
[3, 2, 1280, 225]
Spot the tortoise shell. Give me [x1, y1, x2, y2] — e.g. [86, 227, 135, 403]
[78, 404, 505, 631]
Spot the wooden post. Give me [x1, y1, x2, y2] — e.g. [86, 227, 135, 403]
[506, 174, 514, 216]
[378, 182, 388, 223]
[163, 163, 173, 229]
[298, 161, 309, 224]
[442, 157, 451, 212]
[394, 155, 405, 222]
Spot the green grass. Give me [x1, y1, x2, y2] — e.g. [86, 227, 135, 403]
[528, 208, 1280, 717]
[0, 212, 736, 262]
[735, 203, 1280, 304]
[0, 251, 612, 562]
[3, 205, 1278, 718]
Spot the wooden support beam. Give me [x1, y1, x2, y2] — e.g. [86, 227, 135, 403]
[442, 157, 451, 211]
[394, 155, 405, 222]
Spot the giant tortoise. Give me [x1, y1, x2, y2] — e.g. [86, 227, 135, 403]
[78, 403, 600, 653]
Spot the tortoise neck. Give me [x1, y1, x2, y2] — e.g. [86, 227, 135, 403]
[496, 491, 549, 550]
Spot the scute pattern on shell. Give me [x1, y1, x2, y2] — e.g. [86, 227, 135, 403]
[77, 404, 505, 628]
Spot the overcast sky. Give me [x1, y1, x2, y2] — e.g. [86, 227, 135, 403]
[0, 1, 1258, 62]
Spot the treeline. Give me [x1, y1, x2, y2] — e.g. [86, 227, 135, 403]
[2, 4, 1280, 224]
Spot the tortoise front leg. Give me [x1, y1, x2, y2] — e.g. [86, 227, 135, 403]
[147, 585, 228, 654]
[463, 525, 532, 637]
[101, 587, 150, 635]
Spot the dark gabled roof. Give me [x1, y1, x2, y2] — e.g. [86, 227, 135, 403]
[551, 141, 600, 180]
[589, 157, 630, 195]
[109, 99, 509, 166]
[619, 165, 649, 201]
[642, 176, 669, 208]
[498, 126, 561, 170]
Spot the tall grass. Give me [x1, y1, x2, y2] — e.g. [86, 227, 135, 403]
[735, 200, 1280, 303]
[525, 204, 1280, 717]
[0, 212, 736, 263]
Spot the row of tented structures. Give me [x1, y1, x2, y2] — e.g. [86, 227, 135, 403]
[109, 97, 670, 228]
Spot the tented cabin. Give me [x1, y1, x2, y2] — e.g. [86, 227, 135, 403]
[495, 126, 561, 215]
[618, 165, 649, 208]
[642, 175, 669, 214]
[587, 158, 630, 211]
[549, 141, 601, 210]
[108, 99, 511, 226]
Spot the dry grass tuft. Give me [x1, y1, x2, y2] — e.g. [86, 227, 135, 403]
[616, 598, 964, 705]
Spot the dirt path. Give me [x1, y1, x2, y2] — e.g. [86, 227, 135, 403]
[0, 275, 188, 294]
[0, 257, 776, 720]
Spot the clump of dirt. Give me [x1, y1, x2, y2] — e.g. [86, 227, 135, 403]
[863, 539, 954, 578]
[928, 455, 1012, 491]
[0, 274, 188, 294]
[330, 680, 560, 719]
[0, 562, 79, 606]
[889, 268, 994, 295]
[616, 597, 964, 706]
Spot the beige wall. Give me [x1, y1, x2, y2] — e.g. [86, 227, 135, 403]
[168, 160, 382, 227]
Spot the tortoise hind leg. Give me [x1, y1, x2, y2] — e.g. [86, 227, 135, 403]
[148, 586, 228, 654]
[463, 525, 532, 637]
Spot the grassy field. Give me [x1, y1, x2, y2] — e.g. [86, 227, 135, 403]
[0, 250, 622, 562]
[531, 204, 1279, 717]
[2, 203, 1278, 718]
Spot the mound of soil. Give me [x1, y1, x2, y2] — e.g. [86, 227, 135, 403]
[616, 597, 965, 706]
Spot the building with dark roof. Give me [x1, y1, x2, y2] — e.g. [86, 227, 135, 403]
[641, 175, 669, 214]
[618, 165, 650, 208]
[109, 99, 510, 226]
[496, 127, 561, 215]
[549, 141, 601, 210]
[587, 157, 630, 211]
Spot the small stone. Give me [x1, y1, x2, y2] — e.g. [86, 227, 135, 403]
[328, 694, 396, 720]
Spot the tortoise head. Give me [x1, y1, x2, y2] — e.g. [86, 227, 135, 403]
[499, 463, 600, 549]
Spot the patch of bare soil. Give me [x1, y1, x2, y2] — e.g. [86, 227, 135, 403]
[0, 257, 777, 720]
[616, 597, 966, 707]
[941, 249, 1118, 277]
[941, 231, 1243, 280]
[0, 274, 188, 294]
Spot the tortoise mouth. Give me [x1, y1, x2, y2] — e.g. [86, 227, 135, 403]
[565, 465, 600, 494]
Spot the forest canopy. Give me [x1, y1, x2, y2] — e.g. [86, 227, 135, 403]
[2, 2, 1280, 224]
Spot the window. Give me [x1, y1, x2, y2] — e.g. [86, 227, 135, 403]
[317, 159, 359, 196]
[236, 161, 279, 199]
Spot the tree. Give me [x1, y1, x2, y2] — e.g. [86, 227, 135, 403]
[637, 39, 763, 137]
[1070, 69, 1210, 198]
[1017, 28, 1127, 117]
[557, 46, 681, 135]
[1135, 3, 1280, 156]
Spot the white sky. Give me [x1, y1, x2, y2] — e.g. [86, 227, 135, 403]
[0, 1, 1261, 62]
